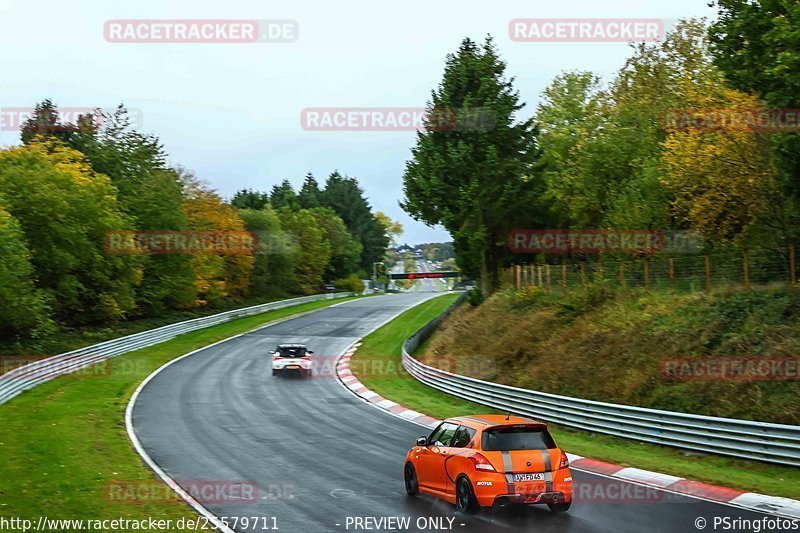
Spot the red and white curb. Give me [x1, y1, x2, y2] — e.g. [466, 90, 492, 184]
[336, 344, 800, 520]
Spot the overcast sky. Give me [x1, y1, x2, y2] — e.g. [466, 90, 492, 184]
[0, 0, 717, 245]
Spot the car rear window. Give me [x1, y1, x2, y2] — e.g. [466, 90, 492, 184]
[482, 426, 556, 451]
[277, 346, 306, 357]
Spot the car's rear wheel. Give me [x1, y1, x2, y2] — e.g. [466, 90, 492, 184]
[455, 477, 479, 514]
[404, 463, 419, 496]
[304, 369, 312, 378]
[272, 369, 278, 377]
[548, 501, 571, 513]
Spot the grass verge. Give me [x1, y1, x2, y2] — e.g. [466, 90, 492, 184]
[0, 296, 360, 529]
[0, 293, 351, 359]
[350, 294, 800, 500]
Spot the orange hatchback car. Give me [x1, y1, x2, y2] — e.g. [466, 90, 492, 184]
[403, 415, 573, 514]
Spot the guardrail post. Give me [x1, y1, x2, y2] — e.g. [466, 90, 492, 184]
[580, 262, 586, 285]
[643, 259, 649, 290]
[546, 264, 551, 294]
[619, 261, 625, 287]
[561, 262, 567, 291]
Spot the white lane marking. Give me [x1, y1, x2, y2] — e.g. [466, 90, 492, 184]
[565, 452, 584, 462]
[126, 304, 357, 533]
[127, 338, 245, 533]
[612, 467, 684, 488]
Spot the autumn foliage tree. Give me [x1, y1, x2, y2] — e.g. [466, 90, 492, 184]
[180, 171, 254, 305]
[0, 142, 138, 324]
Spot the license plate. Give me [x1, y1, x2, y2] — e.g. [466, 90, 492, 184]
[286, 365, 300, 369]
[514, 473, 545, 482]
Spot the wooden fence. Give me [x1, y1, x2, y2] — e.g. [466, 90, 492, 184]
[507, 245, 797, 294]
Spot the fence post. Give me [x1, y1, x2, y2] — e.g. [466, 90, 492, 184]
[537, 264, 543, 288]
[791, 244, 796, 288]
[743, 250, 750, 290]
[561, 262, 567, 291]
[580, 262, 586, 285]
[705, 254, 711, 294]
[515, 265, 521, 289]
[669, 258, 675, 294]
[643, 259, 649, 290]
[546, 265, 551, 294]
[619, 261, 625, 287]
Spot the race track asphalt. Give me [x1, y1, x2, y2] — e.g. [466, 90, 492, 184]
[132, 293, 769, 532]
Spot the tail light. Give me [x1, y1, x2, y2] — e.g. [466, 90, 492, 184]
[559, 450, 569, 469]
[469, 453, 496, 472]
[303, 355, 312, 360]
[273, 355, 281, 361]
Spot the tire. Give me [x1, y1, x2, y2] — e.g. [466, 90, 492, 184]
[548, 501, 571, 513]
[272, 369, 278, 377]
[404, 463, 419, 496]
[455, 477, 479, 514]
[304, 369, 312, 378]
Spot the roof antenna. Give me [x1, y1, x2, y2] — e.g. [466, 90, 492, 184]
[505, 412, 511, 420]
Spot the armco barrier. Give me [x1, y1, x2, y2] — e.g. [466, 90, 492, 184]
[402, 294, 800, 467]
[0, 293, 350, 405]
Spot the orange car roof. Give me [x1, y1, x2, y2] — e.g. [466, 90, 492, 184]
[448, 414, 544, 427]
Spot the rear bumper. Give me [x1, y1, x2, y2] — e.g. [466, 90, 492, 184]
[472, 468, 573, 508]
[492, 491, 569, 508]
[272, 361, 312, 371]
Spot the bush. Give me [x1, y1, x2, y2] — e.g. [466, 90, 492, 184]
[466, 288, 484, 306]
[334, 274, 365, 294]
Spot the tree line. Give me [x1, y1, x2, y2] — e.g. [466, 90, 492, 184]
[403, 4, 800, 296]
[0, 102, 394, 340]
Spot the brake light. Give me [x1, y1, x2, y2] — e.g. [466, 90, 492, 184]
[273, 355, 280, 361]
[559, 450, 569, 469]
[303, 355, 312, 360]
[469, 453, 496, 472]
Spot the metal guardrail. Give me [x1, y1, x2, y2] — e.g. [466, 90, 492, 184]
[402, 293, 800, 467]
[0, 293, 350, 406]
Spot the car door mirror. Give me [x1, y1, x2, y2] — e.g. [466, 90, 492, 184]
[307, 350, 314, 354]
[416, 436, 427, 446]
[269, 350, 276, 354]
